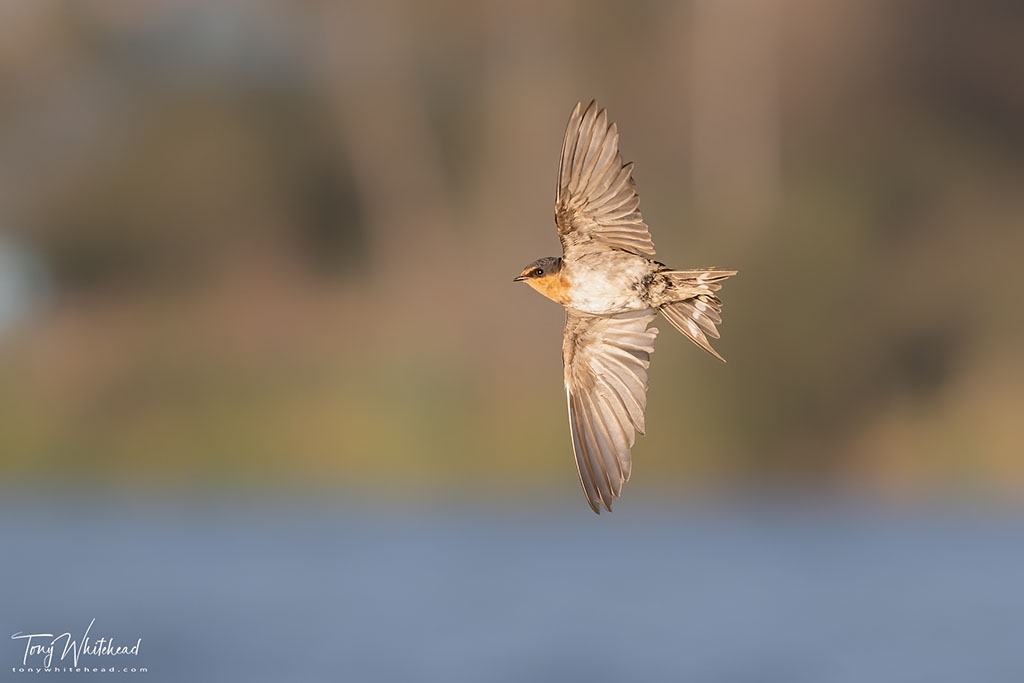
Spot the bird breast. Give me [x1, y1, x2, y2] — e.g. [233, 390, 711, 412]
[562, 252, 655, 315]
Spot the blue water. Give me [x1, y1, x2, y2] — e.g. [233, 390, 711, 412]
[2, 499, 1023, 682]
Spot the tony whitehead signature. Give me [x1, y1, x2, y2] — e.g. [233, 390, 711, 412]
[11, 619, 141, 668]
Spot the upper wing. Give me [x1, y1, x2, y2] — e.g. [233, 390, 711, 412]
[555, 101, 656, 258]
[563, 309, 659, 513]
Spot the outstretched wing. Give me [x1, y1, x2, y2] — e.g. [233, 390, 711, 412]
[555, 100, 655, 258]
[563, 309, 659, 513]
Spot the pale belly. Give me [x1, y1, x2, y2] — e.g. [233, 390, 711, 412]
[563, 252, 654, 315]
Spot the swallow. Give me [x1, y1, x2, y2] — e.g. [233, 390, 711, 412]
[515, 100, 737, 514]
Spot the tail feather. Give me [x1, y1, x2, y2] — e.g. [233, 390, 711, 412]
[658, 269, 736, 362]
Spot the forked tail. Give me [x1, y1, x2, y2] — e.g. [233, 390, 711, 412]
[658, 269, 737, 362]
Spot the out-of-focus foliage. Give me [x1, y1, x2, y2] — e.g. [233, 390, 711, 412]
[1, 0, 1021, 499]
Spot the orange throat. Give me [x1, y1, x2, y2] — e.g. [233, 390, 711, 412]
[526, 273, 572, 305]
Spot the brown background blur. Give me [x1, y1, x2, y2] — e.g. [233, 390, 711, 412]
[1, 0, 1021, 502]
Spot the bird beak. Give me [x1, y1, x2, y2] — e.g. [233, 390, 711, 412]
[513, 274, 527, 282]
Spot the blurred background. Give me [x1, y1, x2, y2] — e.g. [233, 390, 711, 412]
[2, 1, 1023, 681]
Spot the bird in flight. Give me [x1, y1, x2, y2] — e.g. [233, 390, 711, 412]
[515, 100, 736, 514]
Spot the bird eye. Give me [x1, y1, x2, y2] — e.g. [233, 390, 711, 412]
[533, 268, 544, 277]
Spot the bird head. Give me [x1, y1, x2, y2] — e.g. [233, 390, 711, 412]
[513, 257, 567, 303]
[513, 257, 562, 283]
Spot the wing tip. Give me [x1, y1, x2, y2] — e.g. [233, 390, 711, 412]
[587, 492, 614, 514]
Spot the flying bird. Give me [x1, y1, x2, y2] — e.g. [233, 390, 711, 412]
[515, 100, 736, 514]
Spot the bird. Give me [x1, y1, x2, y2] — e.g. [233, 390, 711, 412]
[514, 100, 736, 514]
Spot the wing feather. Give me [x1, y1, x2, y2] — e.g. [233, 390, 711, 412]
[558, 103, 584, 193]
[556, 101, 656, 258]
[562, 309, 659, 513]
[592, 360, 647, 433]
[566, 389, 601, 514]
[572, 394, 617, 505]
